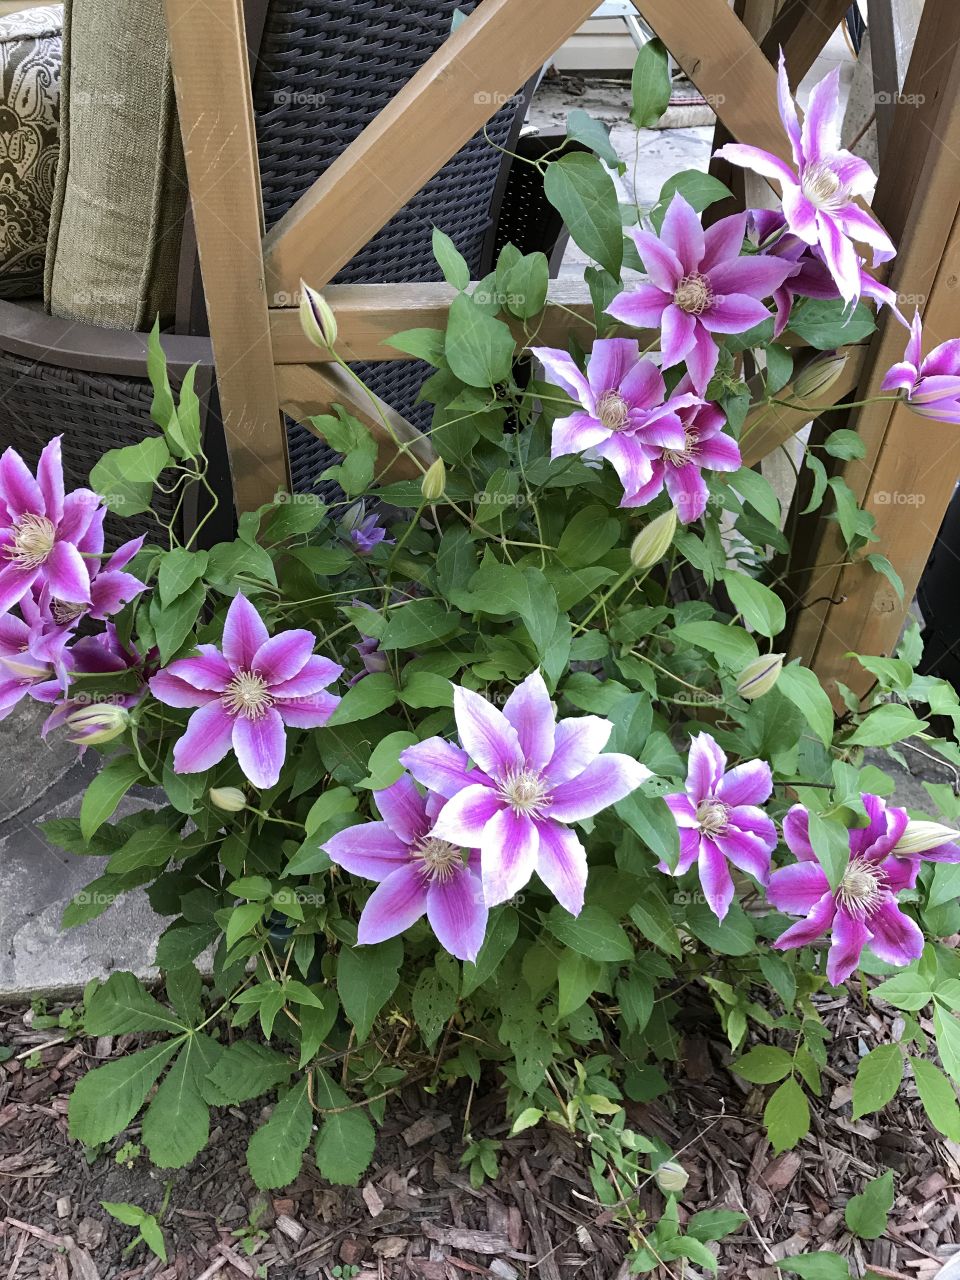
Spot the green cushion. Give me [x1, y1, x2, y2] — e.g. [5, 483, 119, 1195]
[44, 0, 186, 329]
[0, 5, 61, 298]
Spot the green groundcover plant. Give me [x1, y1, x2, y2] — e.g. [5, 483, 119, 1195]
[6, 43, 960, 1272]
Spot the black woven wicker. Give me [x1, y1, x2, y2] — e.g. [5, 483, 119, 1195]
[0, 351, 177, 545]
[251, 0, 527, 496]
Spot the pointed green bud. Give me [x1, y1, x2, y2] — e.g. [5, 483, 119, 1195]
[209, 786, 247, 813]
[630, 509, 677, 571]
[792, 351, 848, 402]
[299, 279, 338, 350]
[892, 819, 960, 856]
[736, 653, 784, 700]
[421, 456, 446, 503]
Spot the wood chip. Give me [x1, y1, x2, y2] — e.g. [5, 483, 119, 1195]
[403, 1114, 453, 1147]
[275, 1214, 304, 1244]
[362, 1181, 386, 1218]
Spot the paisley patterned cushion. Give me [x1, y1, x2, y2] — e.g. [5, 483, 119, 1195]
[0, 5, 61, 298]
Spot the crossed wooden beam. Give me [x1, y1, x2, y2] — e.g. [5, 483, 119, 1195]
[165, 0, 960, 706]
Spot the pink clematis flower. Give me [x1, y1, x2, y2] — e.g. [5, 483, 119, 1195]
[323, 773, 488, 962]
[0, 598, 72, 718]
[881, 310, 960, 424]
[606, 195, 795, 394]
[661, 731, 777, 921]
[716, 54, 895, 304]
[530, 338, 700, 499]
[621, 375, 741, 521]
[0, 437, 104, 615]
[400, 669, 651, 914]
[41, 624, 152, 740]
[748, 209, 901, 337]
[768, 797, 928, 985]
[149, 592, 342, 789]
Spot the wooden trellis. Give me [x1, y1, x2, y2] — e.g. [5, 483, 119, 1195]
[164, 0, 960, 707]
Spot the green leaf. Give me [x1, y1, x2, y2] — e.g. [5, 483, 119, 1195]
[432, 227, 470, 291]
[851, 1044, 902, 1118]
[544, 904, 633, 962]
[247, 1077, 313, 1190]
[934, 1006, 960, 1079]
[141, 1036, 213, 1168]
[911, 1056, 960, 1140]
[384, 327, 447, 364]
[158, 547, 208, 606]
[139, 1216, 168, 1263]
[807, 811, 851, 895]
[313, 1069, 376, 1186]
[628, 895, 681, 958]
[412, 966, 458, 1047]
[616, 972, 653, 1034]
[778, 1254, 850, 1279]
[501, 250, 549, 320]
[731, 467, 781, 527]
[845, 1169, 894, 1240]
[326, 673, 396, 726]
[69, 1040, 181, 1145]
[85, 972, 188, 1036]
[722, 571, 785, 638]
[557, 950, 602, 1018]
[866, 552, 905, 601]
[846, 702, 928, 746]
[873, 969, 933, 1011]
[337, 937, 403, 1041]
[151, 579, 205, 663]
[777, 663, 835, 747]
[380, 599, 459, 649]
[544, 152, 623, 279]
[686, 1209, 747, 1243]
[630, 37, 671, 127]
[102, 1201, 148, 1228]
[732, 1045, 794, 1085]
[764, 1077, 809, 1153]
[566, 108, 624, 172]
[617, 792, 681, 872]
[790, 298, 876, 349]
[651, 170, 732, 229]
[304, 786, 358, 836]
[672, 620, 758, 669]
[461, 907, 519, 997]
[90, 436, 171, 517]
[106, 817, 183, 877]
[203, 1041, 292, 1106]
[444, 292, 516, 388]
[80, 756, 144, 842]
[824, 428, 866, 460]
[688, 901, 756, 956]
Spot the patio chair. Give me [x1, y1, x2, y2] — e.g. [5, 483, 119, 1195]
[0, 0, 572, 544]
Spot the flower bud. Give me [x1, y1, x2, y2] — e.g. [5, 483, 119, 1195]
[892, 819, 960, 857]
[65, 704, 129, 745]
[791, 351, 849, 402]
[736, 653, 784, 700]
[421, 456, 446, 503]
[299, 280, 338, 350]
[209, 786, 247, 813]
[655, 1160, 689, 1194]
[630, 509, 677, 571]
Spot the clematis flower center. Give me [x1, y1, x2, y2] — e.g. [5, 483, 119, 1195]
[413, 836, 463, 884]
[800, 160, 848, 212]
[223, 670, 274, 719]
[500, 768, 551, 819]
[663, 425, 701, 468]
[51, 599, 86, 626]
[837, 856, 885, 917]
[674, 273, 713, 315]
[596, 390, 630, 432]
[8, 513, 56, 570]
[696, 798, 729, 838]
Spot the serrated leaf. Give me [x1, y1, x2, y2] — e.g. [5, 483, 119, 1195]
[246, 1077, 312, 1190]
[313, 1069, 376, 1186]
[779, 1254, 850, 1279]
[141, 1035, 215, 1168]
[203, 1041, 293, 1106]
[412, 966, 458, 1047]
[84, 972, 188, 1036]
[733, 1045, 794, 1084]
[544, 904, 633, 962]
[69, 1040, 181, 1145]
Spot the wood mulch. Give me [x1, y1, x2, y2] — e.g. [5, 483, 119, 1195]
[0, 994, 957, 1280]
